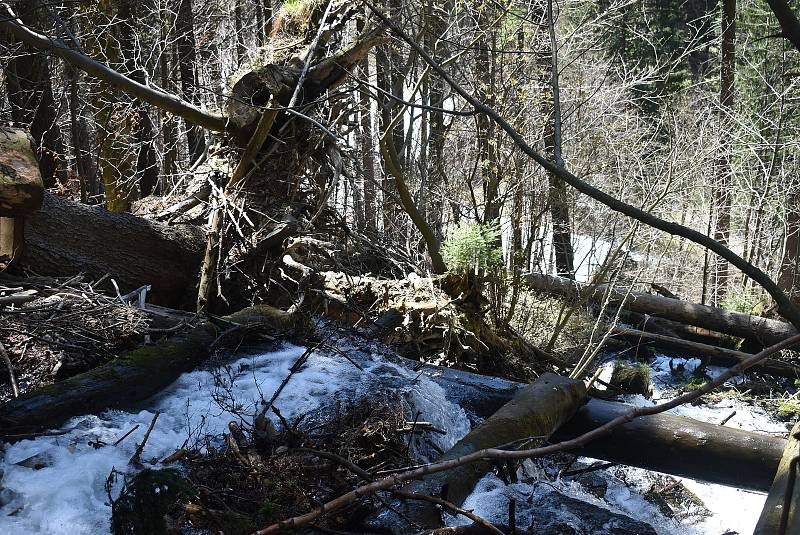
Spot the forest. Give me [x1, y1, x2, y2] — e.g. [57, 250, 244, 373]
[2, 0, 800, 533]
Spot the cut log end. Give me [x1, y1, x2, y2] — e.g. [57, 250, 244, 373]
[0, 128, 44, 217]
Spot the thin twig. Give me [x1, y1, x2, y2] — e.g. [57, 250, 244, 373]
[113, 424, 141, 447]
[130, 411, 160, 465]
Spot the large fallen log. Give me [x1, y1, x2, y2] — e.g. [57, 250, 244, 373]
[390, 374, 587, 530]
[754, 421, 800, 534]
[612, 326, 800, 378]
[19, 193, 205, 308]
[525, 273, 799, 346]
[0, 304, 297, 432]
[552, 398, 787, 491]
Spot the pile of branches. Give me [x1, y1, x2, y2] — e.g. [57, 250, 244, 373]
[0, 272, 195, 402]
[110, 396, 419, 535]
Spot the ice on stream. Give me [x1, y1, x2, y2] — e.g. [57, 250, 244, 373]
[0, 341, 470, 534]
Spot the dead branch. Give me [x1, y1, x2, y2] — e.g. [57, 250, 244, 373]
[0, 4, 230, 133]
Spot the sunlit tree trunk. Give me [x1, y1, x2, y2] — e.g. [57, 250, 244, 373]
[83, 0, 137, 212]
[713, 0, 736, 303]
[540, 0, 574, 278]
[359, 54, 377, 233]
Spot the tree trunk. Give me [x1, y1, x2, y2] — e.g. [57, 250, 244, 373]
[540, 0, 574, 278]
[475, 2, 501, 226]
[174, 0, 206, 162]
[359, 54, 377, 233]
[20, 193, 205, 308]
[524, 273, 799, 346]
[713, 0, 736, 303]
[779, 188, 800, 301]
[66, 60, 97, 203]
[82, 0, 138, 212]
[754, 421, 800, 534]
[160, 39, 179, 182]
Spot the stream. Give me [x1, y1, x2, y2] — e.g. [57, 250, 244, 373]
[0, 334, 789, 534]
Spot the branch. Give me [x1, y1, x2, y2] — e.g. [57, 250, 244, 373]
[768, 0, 800, 53]
[362, 0, 800, 330]
[253, 332, 800, 534]
[0, 3, 231, 134]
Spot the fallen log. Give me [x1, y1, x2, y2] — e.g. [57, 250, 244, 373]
[19, 193, 205, 308]
[390, 373, 586, 530]
[0, 304, 296, 432]
[552, 398, 787, 491]
[524, 273, 798, 346]
[612, 326, 800, 378]
[754, 421, 800, 534]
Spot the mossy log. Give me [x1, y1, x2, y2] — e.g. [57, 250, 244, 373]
[0, 305, 296, 432]
[391, 373, 586, 530]
[525, 273, 798, 346]
[754, 421, 800, 534]
[552, 398, 787, 491]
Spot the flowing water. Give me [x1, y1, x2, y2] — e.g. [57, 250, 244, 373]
[0, 336, 788, 534]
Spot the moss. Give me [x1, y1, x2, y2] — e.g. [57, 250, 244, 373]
[682, 377, 708, 392]
[777, 400, 800, 419]
[611, 362, 653, 398]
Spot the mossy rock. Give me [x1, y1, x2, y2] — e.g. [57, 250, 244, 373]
[610, 361, 653, 398]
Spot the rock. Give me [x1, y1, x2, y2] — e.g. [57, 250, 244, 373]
[528, 491, 658, 535]
[455, 479, 658, 535]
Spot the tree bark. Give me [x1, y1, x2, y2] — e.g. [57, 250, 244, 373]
[174, 0, 208, 160]
[0, 128, 45, 216]
[754, 421, 800, 534]
[541, 0, 574, 278]
[552, 398, 786, 492]
[359, 56, 377, 233]
[20, 193, 205, 308]
[713, 0, 736, 303]
[524, 273, 799, 346]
